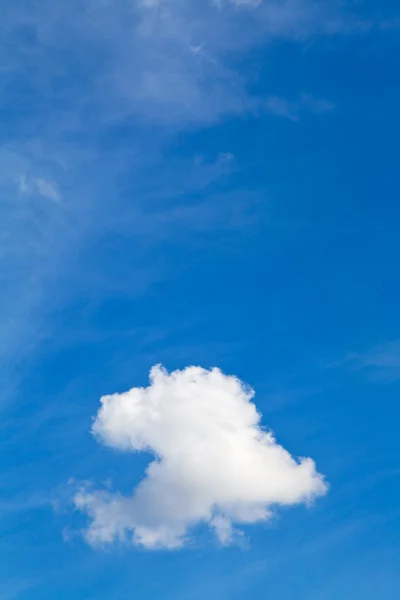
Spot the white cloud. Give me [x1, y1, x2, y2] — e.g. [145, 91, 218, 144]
[264, 96, 300, 121]
[75, 365, 327, 549]
[107, 0, 343, 125]
[342, 340, 400, 382]
[2, 0, 347, 128]
[214, 0, 262, 7]
[264, 93, 335, 121]
[19, 175, 61, 202]
[34, 178, 61, 202]
[0, 148, 69, 372]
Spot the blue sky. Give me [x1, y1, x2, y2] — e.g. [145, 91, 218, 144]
[1, 0, 400, 598]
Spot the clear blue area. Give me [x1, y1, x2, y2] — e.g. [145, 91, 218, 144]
[1, 1, 400, 598]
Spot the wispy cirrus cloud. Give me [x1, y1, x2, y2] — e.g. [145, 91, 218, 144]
[345, 340, 400, 382]
[2, 0, 351, 131]
[264, 93, 335, 121]
[19, 175, 61, 203]
[0, 0, 381, 380]
[0, 148, 66, 363]
[325, 340, 400, 383]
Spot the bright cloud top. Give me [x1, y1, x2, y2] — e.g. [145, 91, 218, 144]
[75, 365, 327, 549]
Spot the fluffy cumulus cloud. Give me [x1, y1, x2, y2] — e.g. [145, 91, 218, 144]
[75, 365, 327, 549]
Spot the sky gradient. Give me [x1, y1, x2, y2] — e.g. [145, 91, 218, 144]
[1, 1, 400, 599]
